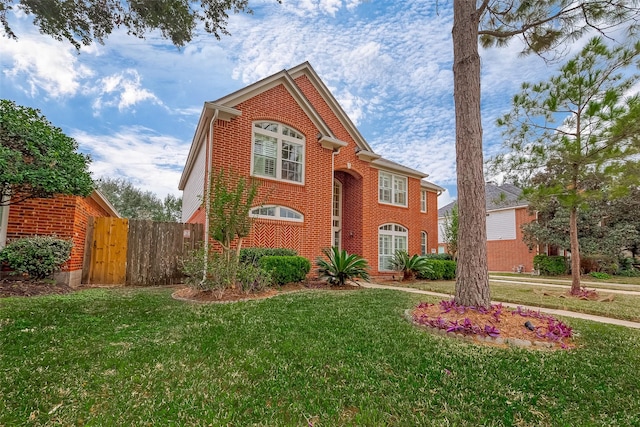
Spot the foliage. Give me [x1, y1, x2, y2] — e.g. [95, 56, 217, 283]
[533, 254, 568, 276]
[417, 259, 457, 280]
[239, 247, 297, 267]
[258, 256, 310, 286]
[423, 253, 453, 261]
[235, 262, 271, 294]
[1, 0, 254, 49]
[0, 236, 72, 279]
[389, 251, 433, 281]
[490, 37, 640, 292]
[590, 271, 611, 280]
[206, 168, 261, 259]
[618, 258, 640, 276]
[581, 255, 618, 274]
[181, 248, 237, 296]
[0, 99, 93, 206]
[95, 177, 182, 221]
[440, 203, 458, 260]
[316, 247, 370, 286]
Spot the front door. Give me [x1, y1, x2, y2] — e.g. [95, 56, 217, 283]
[332, 179, 342, 249]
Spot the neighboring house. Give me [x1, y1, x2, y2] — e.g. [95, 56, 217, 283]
[438, 182, 536, 272]
[0, 191, 119, 286]
[179, 62, 445, 276]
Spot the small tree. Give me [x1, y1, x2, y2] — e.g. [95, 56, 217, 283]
[390, 251, 433, 281]
[316, 247, 370, 287]
[491, 38, 640, 293]
[206, 168, 261, 260]
[1, 100, 93, 205]
[441, 203, 459, 260]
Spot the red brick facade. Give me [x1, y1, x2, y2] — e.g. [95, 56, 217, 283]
[486, 207, 536, 272]
[180, 63, 443, 275]
[4, 192, 116, 284]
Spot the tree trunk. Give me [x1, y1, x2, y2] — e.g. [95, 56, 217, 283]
[452, 0, 491, 308]
[569, 205, 582, 294]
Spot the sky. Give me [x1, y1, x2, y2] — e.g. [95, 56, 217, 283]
[0, 0, 600, 209]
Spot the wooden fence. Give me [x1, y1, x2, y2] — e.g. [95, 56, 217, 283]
[83, 218, 204, 286]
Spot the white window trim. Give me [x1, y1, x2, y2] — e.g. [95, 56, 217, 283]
[249, 205, 304, 222]
[421, 231, 428, 255]
[420, 190, 427, 212]
[378, 171, 407, 207]
[378, 223, 408, 271]
[251, 121, 305, 185]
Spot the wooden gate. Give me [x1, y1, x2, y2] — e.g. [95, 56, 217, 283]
[83, 218, 204, 286]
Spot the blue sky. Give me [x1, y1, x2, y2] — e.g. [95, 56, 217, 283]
[0, 1, 583, 208]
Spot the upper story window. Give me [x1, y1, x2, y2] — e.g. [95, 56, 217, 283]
[252, 121, 305, 184]
[249, 205, 304, 222]
[421, 231, 428, 255]
[420, 190, 427, 212]
[378, 171, 407, 207]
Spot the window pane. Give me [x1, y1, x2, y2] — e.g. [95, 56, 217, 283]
[379, 172, 392, 203]
[280, 207, 302, 220]
[255, 122, 278, 132]
[281, 142, 303, 182]
[394, 235, 407, 252]
[394, 177, 407, 205]
[253, 134, 277, 178]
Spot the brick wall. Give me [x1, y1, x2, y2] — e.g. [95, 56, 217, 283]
[190, 74, 441, 275]
[486, 207, 536, 272]
[6, 193, 113, 275]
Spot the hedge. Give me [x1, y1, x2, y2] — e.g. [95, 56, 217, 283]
[417, 259, 456, 280]
[533, 254, 567, 276]
[258, 256, 311, 285]
[239, 247, 298, 266]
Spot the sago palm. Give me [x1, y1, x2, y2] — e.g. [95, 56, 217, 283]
[390, 250, 433, 281]
[316, 247, 370, 286]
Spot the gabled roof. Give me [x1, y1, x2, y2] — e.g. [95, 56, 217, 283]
[90, 189, 120, 217]
[179, 62, 439, 190]
[438, 182, 527, 217]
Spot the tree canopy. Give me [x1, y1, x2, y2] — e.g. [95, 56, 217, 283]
[490, 37, 640, 292]
[0, 99, 93, 206]
[0, 0, 254, 49]
[95, 177, 182, 222]
[451, 0, 640, 307]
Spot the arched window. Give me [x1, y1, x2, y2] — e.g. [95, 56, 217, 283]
[378, 223, 408, 271]
[421, 231, 428, 255]
[249, 205, 304, 222]
[252, 121, 305, 184]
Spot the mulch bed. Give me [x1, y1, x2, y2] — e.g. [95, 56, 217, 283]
[0, 277, 75, 298]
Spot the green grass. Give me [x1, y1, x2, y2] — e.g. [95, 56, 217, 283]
[491, 272, 640, 288]
[398, 279, 640, 322]
[1, 288, 640, 426]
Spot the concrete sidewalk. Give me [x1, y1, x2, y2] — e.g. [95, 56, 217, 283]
[488, 278, 640, 296]
[359, 282, 640, 329]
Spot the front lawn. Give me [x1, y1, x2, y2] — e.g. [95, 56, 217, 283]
[398, 280, 640, 322]
[1, 288, 639, 426]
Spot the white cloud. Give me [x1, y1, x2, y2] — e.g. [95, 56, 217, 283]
[73, 126, 189, 197]
[89, 69, 163, 114]
[0, 34, 94, 99]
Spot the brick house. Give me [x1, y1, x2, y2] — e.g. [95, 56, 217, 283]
[438, 182, 536, 272]
[179, 62, 444, 276]
[0, 191, 119, 286]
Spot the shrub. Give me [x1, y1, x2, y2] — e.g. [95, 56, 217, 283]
[589, 271, 610, 280]
[316, 247, 370, 286]
[617, 258, 640, 277]
[181, 249, 237, 295]
[533, 254, 568, 276]
[259, 256, 310, 285]
[239, 247, 298, 266]
[417, 259, 456, 280]
[236, 263, 272, 293]
[390, 251, 433, 281]
[423, 253, 453, 261]
[0, 236, 72, 279]
[580, 255, 618, 275]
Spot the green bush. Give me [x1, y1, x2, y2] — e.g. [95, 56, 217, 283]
[617, 258, 640, 277]
[589, 271, 610, 280]
[236, 263, 272, 293]
[423, 253, 453, 261]
[581, 255, 618, 275]
[239, 247, 298, 266]
[259, 256, 310, 285]
[417, 259, 456, 280]
[181, 249, 237, 294]
[533, 254, 568, 276]
[0, 236, 72, 279]
[316, 247, 370, 286]
[390, 251, 433, 281]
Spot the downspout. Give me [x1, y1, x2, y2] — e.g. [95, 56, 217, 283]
[201, 108, 219, 286]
